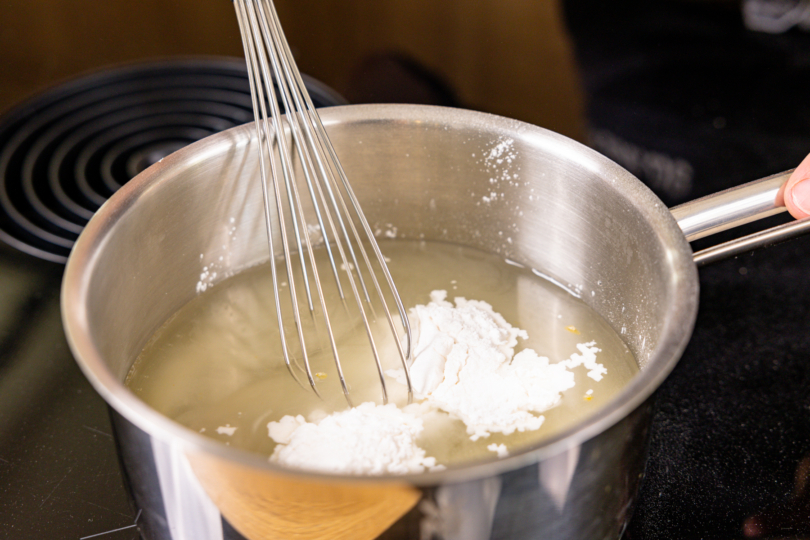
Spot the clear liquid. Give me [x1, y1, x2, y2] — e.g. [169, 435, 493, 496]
[126, 240, 638, 467]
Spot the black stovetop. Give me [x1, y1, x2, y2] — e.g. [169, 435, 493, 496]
[628, 235, 810, 540]
[0, 241, 139, 540]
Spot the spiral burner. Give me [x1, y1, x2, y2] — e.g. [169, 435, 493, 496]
[0, 58, 346, 263]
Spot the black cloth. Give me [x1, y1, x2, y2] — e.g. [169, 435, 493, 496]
[561, 2, 810, 538]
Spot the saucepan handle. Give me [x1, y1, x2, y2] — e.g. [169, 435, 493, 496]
[669, 170, 810, 266]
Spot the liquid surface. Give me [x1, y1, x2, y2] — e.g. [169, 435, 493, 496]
[126, 240, 638, 467]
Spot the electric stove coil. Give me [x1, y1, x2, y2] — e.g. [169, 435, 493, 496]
[0, 57, 346, 263]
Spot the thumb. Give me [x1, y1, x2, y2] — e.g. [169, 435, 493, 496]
[782, 153, 810, 220]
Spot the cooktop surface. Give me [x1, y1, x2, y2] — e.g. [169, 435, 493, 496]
[0, 241, 139, 539]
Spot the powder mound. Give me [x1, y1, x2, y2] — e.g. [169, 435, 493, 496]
[390, 290, 604, 441]
[267, 402, 439, 475]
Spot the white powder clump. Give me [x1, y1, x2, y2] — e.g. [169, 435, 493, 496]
[389, 290, 604, 441]
[485, 138, 515, 164]
[216, 425, 237, 436]
[265, 290, 606, 474]
[564, 342, 607, 381]
[267, 402, 439, 475]
[487, 443, 509, 458]
[306, 223, 323, 245]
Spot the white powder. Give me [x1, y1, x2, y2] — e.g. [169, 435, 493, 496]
[374, 223, 399, 239]
[306, 223, 323, 245]
[196, 261, 230, 294]
[196, 265, 216, 293]
[484, 138, 515, 165]
[566, 343, 607, 381]
[267, 402, 440, 475]
[389, 290, 604, 441]
[267, 290, 606, 474]
[487, 443, 509, 458]
[479, 138, 519, 204]
[216, 425, 237, 436]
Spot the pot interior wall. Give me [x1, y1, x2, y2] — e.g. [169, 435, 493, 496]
[81, 105, 686, 386]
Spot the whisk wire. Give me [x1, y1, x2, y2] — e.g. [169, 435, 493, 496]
[249, 3, 316, 313]
[317, 134, 416, 364]
[261, 1, 369, 305]
[234, 0, 316, 394]
[250, 0, 359, 401]
[243, 0, 348, 398]
[254, 1, 347, 302]
[234, 0, 414, 405]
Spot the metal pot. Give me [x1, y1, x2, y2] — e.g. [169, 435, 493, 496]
[61, 104, 808, 540]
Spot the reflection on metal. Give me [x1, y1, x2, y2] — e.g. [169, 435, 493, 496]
[671, 170, 791, 242]
[693, 216, 810, 266]
[187, 450, 421, 540]
[669, 169, 810, 265]
[421, 477, 502, 540]
[152, 439, 224, 540]
[539, 445, 581, 512]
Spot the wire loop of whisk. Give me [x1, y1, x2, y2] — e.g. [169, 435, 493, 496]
[233, 0, 413, 406]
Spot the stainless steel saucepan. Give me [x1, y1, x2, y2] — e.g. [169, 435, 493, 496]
[61, 104, 810, 540]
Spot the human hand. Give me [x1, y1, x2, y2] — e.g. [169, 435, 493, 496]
[779, 153, 810, 220]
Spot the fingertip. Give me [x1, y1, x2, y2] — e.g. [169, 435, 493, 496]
[784, 154, 810, 220]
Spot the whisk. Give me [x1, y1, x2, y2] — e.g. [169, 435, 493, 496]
[232, 0, 413, 405]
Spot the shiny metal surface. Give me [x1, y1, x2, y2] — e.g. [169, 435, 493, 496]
[671, 169, 791, 241]
[63, 104, 702, 539]
[669, 169, 810, 265]
[691, 216, 810, 266]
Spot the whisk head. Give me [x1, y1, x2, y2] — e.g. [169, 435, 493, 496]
[233, 0, 413, 406]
